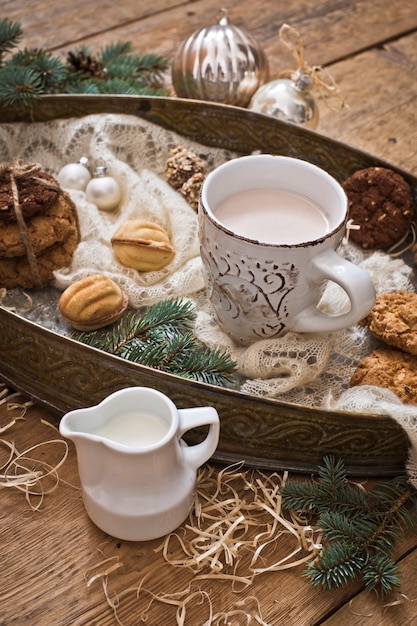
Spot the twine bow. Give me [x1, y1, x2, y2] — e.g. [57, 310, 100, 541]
[0, 159, 61, 288]
[279, 24, 346, 110]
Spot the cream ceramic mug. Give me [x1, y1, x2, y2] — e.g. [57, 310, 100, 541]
[59, 387, 220, 541]
[199, 154, 376, 345]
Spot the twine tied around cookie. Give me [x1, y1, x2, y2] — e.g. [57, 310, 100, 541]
[278, 24, 346, 111]
[0, 159, 61, 288]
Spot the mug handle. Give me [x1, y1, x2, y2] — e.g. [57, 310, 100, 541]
[289, 248, 376, 333]
[177, 407, 220, 469]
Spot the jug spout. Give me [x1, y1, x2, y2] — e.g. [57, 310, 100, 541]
[59, 401, 118, 442]
[60, 416, 82, 441]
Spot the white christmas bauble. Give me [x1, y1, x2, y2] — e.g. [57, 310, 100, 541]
[249, 74, 319, 129]
[57, 157, 91, 190]
[86, 167, 122, 211]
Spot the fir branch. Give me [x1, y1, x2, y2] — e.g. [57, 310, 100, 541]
[129, 298, 196, 336]
[0, 18, 23, 66]
[64, 43, 169, 91]
[8, 48, 67, 92]
[96, 78, 140, 95]
[280, 455, 417, 598]
[318, 509, 378, 545]
[135, 52, 171, 82]
[72, 298, 237, 388]
[279, 456, 369, 516]
[64, 80, 100, 95]
[0, 65, 44, 107]
[305, 541, 365, 590]
[100, 41, 134, 62]
[362, 555, 401, 596]
[0, 17, 170, 108]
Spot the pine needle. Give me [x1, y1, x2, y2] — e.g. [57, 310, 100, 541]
[0, 18, 170, 107]
[73, 298, 237, 387]
[280, 455, 417, 597]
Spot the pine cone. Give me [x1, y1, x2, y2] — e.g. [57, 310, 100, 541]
[66, 50, 108, 80]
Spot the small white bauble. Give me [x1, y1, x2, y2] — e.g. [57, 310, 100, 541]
[57, 157, 91, 190]
[86, 166, 122, 211]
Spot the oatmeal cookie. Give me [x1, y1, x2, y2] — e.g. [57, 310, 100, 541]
[350, 348, 417, 405]
[0, 169, 59, 223]
[0, 162, 80, 289]
[0, 191, 78, 258]
[363, 291, 417, 355]
[0, 226, 79, 289]
[342, 166, 414, 249]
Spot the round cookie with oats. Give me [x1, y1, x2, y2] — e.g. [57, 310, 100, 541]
[362, 291, 417, 355]
[342, 166, 414, 249]
[0, 160, 80, 289]
[350, 348, 417, 405]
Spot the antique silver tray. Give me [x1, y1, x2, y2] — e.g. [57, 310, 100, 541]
[0, 94, 414, 476]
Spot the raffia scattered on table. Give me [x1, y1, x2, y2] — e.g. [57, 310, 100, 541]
[0, 383, 69, 509]
[82, 464, 322, 625]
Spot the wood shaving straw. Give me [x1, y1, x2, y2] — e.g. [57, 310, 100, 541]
[85, 464, 321, 625]
[159, 464, 321, 579]
[0, 384, 68, 510]
[0, 287, 33, 312]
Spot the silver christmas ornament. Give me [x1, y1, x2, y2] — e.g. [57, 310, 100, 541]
[250, 24, 345, 129]
[86, 166, 122, 212]
[57, 156, 91, 190]
[249, 70, 319, 129]
[171, 9, 269, 107]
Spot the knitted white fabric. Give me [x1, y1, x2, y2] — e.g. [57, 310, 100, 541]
[1, 113, 416, 483]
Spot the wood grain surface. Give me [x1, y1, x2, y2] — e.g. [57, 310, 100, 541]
[1, 0, 417, 624]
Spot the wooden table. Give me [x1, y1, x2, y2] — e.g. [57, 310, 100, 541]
[1, 1, 417, 624]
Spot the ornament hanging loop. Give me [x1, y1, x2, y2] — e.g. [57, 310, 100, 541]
[278, 23, 346, 111]
[217, 7, 229, 25]
[279, 24, 308, 76]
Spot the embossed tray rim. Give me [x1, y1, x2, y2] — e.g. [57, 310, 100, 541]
[0, 94, 414, 476]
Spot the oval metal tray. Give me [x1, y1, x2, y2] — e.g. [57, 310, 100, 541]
[0, 94, 414, 476]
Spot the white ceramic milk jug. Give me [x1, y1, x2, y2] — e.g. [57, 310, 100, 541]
[59, 386, 220, 541]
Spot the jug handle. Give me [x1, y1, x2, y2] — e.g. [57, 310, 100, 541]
[177, 407, 220, 470]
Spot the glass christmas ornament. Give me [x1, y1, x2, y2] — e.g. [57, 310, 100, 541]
[171, 9, 269, 107]
[57, 156, 91, 190]
[86, 166, 121, 211]
[249, 70, 319, 129]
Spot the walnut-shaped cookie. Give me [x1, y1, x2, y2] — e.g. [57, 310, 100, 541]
[59, 274, 128, 331]
[111, 219, 175, 271]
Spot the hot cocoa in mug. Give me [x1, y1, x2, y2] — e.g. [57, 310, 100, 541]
[198, 154, 376, 345]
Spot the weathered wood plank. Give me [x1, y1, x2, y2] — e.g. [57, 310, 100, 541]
[319, 32, 417, 174]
